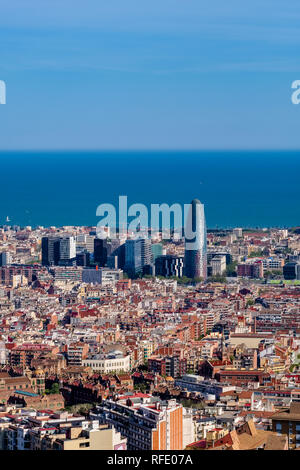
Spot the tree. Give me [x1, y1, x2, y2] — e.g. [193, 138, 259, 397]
[193, 277, 203, 284]
[271, 270, 282, 277]
[45, 383, 60, 395]
[64, 403, 95, 415]
[197, 334, 205, 340]
[170, 276, 193, 285]
[226, 261, 237, 277]
[248, 250, 263, 258]
[264, 270, 272, 279]
[208, 275, 226, 283]
[134, 383, 147, 393]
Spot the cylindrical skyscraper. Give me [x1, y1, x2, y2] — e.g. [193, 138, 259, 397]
[184, 198, 207, 280]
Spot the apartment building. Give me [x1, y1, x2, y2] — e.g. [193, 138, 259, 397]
[67, 343, 89, 366]
[272, 402, 300, 449]
[237, 262, 263, 279]
[9, 344, 58, 368]
[91, 395, 193, 450]
[5, 419, 126, 450]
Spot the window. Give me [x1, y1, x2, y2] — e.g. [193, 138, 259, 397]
[276, 423, 282, 435]
[79, 442, 90, 448]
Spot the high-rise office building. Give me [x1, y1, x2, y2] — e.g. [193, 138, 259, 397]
[141, 238, 152, 267]
[184, 199, 207, 280]
[94, 239, 108, 266]
[59, 236, 76, 265]
[76, 250, 90, 267]
[108, 242, 126, 270]
[155, 255, 184, 278]
[76, 234, 95, 254]
[151, 243, 163, 262]
[283, 262, 300, 280]
[125, 238, 153, 276]
[125, 239, 142, 276]
[0, 252, 11, 267]
[41, 237, 60, 266]
[42, 235, 76, 266]
[94, 238, 122, 267]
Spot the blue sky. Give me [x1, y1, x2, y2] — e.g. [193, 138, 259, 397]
[0, 0, 300, 149]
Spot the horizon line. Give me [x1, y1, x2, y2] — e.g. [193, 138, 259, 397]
[0, 148, 300, 153]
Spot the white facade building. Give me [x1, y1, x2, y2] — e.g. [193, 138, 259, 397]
[83, 350, 130, 373]
[59, 236, 76, 261]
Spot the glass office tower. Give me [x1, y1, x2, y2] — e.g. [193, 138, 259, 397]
[184, 199, 207, 280]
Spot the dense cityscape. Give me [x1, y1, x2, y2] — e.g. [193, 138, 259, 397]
[0, 200, 299, 451]
[2, 0, 300, 462]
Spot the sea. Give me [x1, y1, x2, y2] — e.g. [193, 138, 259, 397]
[0, 150, 299, 229]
